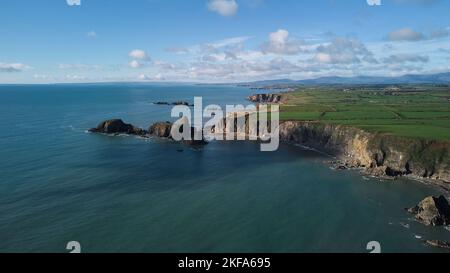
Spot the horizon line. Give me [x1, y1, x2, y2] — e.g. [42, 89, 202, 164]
[1, 70, 449, 86]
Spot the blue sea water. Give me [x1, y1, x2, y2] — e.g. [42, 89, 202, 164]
[0, 84, 448, 253]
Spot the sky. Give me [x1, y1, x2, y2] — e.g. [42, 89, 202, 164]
[0, 0, 449, 83]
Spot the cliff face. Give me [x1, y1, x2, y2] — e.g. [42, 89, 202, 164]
[279, 121, 450, 185]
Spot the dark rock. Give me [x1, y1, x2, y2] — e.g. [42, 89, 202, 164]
[369, 166, 388, 177]
[407, 196, 450, 226]
[172, 101, 191, 106]
[89, 119, 146, 136]
[149, 122, 172, 138]
[425, 240, 450, 249]
[154, 101, 193, 107]
[248, 93, 282, 103]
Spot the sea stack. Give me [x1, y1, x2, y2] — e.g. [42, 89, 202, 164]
[407, 196, 450, 226]
[149, 122, 172, 138]
[89, 119, 146, 136]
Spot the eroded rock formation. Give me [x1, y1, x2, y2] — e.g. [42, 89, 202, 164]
[149, 122, 172, 138]
[90, 119, 207, 146]
[407, 196, 450, 226]
[89, 119, 146, 136]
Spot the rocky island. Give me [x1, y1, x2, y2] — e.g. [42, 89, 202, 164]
[407, 195, 450, 226]
[89, 119, 207, 146]
[89, 119, 147, 136]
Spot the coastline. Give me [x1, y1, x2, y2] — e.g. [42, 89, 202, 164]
[277, 120, 450, 193]
[245, 90, 450, 193]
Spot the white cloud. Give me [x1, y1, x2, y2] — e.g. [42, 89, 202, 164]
[65, 74, 87, 81]
[59, 63, 102, 70]
[261, 29, 305, 55]
[129, 60, 143, 69]
[154, 60, 179, 70]
[129, 49, 151, 61]
[207, 0, 238, 17]
[33, 74, 52, 80]
[270, 29, 289, 45]
[429, 29, 449, 39]
[209, 36, 252, 48]
[66, 0, 81, 6]
[138, 73, 165, 81]
[382, 53, 429, 64]
[313, 37, 378, 64]
[387, 28, 425, 42]
[128, 49, 151, 68]
[314, 53, 333, 63]
[0, 62, 30, 72]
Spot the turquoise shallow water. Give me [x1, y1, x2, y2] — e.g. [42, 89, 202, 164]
[0, 84, 448, 253]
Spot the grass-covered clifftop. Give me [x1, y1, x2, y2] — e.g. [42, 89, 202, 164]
[254, 84, 450, 186]
[279, 84, 450, 142]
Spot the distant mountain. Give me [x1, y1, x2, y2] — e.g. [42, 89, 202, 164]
[238, 79, 296, 86]
[244, 72, 450, 86]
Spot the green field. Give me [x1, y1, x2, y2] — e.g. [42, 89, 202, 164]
[279, 85, 450, 141]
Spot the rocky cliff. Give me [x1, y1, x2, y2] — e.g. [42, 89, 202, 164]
[278, 121, 450, 187]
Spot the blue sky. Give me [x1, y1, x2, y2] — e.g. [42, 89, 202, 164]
[0, 0, 449, 83]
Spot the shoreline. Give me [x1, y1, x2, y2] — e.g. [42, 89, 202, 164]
[278, 120, 450, 193]
[282, 139, 450, 194]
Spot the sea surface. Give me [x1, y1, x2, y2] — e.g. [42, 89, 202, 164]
[0, 83, 448, 253]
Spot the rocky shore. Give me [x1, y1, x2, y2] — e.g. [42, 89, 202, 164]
[90, 94, 450, 190]
[278, 121, 450, 191]
[406, 195, 450, 249]
[209, 100, 450, 190]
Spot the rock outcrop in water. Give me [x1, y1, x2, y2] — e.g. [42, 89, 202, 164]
[90, 119, 207, 146]
[407, 196, 450, 226]
[248, 93, 283, 103]
[425, 240, 450, 249]
[89, 119, 147, 136]
[149, 122, 172, 138]
[278, 121, 450, 187]
[154, 101, 193, 107]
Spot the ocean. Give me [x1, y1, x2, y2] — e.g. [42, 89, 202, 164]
[0, 84, 448, 253]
